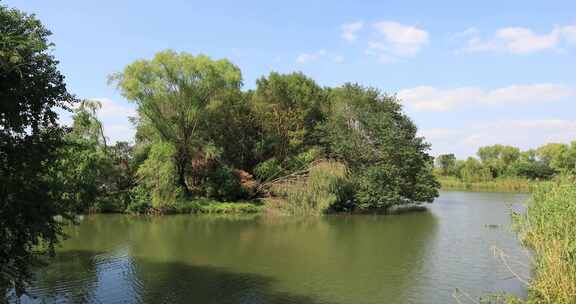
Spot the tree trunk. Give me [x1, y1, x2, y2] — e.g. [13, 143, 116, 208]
[176, 159, 189, 195]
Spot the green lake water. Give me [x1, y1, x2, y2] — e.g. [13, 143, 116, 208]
[18, 191, 531, 303]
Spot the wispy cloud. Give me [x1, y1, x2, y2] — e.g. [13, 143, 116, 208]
[90, 97, 137, 118]
[366, 21, 429, 62]
[296, 49, 327, 64]
[457, 24, 576, 54]
[399, 84, 575, 111]
[333, 55, 345, 63]
[341, 21, 364, 42]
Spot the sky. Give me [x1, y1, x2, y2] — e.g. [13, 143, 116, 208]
[6, 0, 576, 158]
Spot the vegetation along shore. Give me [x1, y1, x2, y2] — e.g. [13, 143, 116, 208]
[434, 143, 576, 193]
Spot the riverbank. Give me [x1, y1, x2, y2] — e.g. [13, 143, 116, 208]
[106, 199, 428, 216]
[101, 199, 265, 215]
[505, 178, 576, 303]
[437, 176, 538, 193]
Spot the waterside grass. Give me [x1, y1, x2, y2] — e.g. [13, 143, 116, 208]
[136, 199, 264, 215]
[508, 178, 576, 303]
[437, 176, 538, 193]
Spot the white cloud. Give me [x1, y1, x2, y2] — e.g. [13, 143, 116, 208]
[91, 98, 136, 143]
[90, 97, 137, 118]
[58, 97, 136, 144]
[367, 21, 429, 61]
[341, 21, 364, 42]
[459, 24, 576, 54]
[398, 84, 575, 111]
[463, 119, 576, 151]
[333, 55, 345, 63]
[560, 25, 576, 46]
[451, 27, 480, 40]
[296, 49, 327, 64]
[420, 120, 576, 158]
[398, 86, 482, 111]
[419, 128, 460, 140]
[105, 124, 136, 144]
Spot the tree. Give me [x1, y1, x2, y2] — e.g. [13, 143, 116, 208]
[111, 50, 243, 194]
[435, 154, 456, 176]
[51, 100, 132, 213]
[477, 144, 520, 177]
[252, 72, 327, 164]
[318, 84, 439, 210]
[0, 5, 76, 296]
[460, 157, 492, 182]
[537, 142, 576, 174]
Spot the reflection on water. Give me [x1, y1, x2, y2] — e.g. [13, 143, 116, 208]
[18, 191, 530, 304]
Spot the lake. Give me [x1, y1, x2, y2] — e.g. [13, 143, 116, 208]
[18, 191, 531, 304]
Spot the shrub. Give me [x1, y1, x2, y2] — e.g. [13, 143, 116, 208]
[203, 165, 247, 201]
[126, 185, 152, 214]
[268, 161, 350, 215]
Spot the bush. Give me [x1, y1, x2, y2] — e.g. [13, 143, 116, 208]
[92, 196, 126, 213]
[507, 160, 555, 180]
[126, 185, 152, 214]
[203, 165, 247, 201]
[268, 161, 350, 215]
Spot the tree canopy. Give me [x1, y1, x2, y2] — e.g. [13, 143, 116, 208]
[111, 50, 243, 194]
[110, 51, 440, 214]
[435, 141, 575, 182]
[0, 5, 75, 296]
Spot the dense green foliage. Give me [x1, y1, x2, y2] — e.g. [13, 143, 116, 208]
[108, 51, 439, 215]
[319, 85, 439, 210]
[110, 51, 243, 195]
[436, 143, 575, 191]
[53, 100, 135, 213]
[0, 5, 75, 296]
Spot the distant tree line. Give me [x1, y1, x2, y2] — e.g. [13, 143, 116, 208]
[435, 143, 576, 182]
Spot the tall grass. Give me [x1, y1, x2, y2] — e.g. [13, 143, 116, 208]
[438, 176, 537, 193]
[266, 161, 348, 216]
[511, 177, 576, 303]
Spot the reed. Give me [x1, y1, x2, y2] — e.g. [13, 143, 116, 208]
[510, 177, 576, 303]
[266, 161, 348, 216]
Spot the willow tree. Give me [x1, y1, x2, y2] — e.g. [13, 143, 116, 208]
[252, 72, 327, 163]
[111, 50, 242, 194]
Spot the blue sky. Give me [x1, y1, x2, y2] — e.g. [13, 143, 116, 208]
[6, 0, 576, 158]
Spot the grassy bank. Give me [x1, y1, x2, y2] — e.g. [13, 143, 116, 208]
[507, 178, 576, 303]
[125, 199, 264, 215]
[437, 176, 538, 193]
